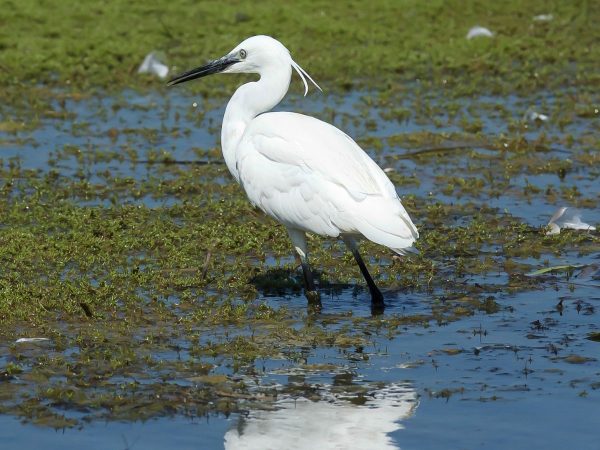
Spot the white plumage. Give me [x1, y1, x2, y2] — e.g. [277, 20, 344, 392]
[238, 112, 418, 252]
[169, 35, 418, 308]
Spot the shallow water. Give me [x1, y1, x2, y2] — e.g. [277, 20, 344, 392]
[1, 278, 598, 449]
[1, 87, 599, 449]
[3, 88, 598, 218]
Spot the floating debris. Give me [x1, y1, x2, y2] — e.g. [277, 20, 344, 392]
[547, 207, 596, 235]
[527, 264, 584, 277]
[466, 26, 494, 39]
[138, 52, 169, 79]
[15, 337, 50, 344]
[383, 167, 395, 173]
[562, 354, 596, 364]
[533, 14, 554, 22]
[525, 110, 549, 122]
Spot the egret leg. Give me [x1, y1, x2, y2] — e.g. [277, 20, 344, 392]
[343, 237, 385, 312]
[287, 228, 322, 308]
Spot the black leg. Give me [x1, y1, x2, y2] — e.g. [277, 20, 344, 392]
[301, 261, 321, 308]
[287, 228, 322, 310]
[350, 248, 385, 312]
[301, 262, 317, 291]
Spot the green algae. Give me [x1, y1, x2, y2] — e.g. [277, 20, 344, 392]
[1, 0, 600, 102]
[0, 156, 596, 427]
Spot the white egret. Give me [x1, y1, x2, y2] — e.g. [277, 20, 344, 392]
[168, 35, 418, 311]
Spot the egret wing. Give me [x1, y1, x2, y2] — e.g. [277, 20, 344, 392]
[243, 112, 396, 199]
[237, 135, 341, 236]
[236, 112, 418, 248]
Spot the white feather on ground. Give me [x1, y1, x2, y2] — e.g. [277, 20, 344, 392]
[466, 26, 494, 39]
[15, 337, 50, 343]
[547, 207, 596, 235]
[525, 110, 549, 122]
[138, 52, 169, 79]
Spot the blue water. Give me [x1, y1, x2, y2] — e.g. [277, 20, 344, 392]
[1, 280, 598, 449]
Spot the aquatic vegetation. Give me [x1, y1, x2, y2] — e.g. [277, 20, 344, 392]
[0, 0, 598, 434]
[1, 1, 600, 104]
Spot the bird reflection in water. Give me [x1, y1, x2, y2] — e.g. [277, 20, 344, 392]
[224, 383, 417, 450]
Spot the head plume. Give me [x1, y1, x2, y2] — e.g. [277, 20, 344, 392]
[290, 59, 322, 96]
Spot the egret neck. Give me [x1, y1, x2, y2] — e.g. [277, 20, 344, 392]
[221, 65, 292, 182]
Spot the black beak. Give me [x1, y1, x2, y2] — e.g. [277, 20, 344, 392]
[167, 54, 240, 86]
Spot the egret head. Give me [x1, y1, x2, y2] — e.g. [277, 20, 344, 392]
[168, 35, 321, 95]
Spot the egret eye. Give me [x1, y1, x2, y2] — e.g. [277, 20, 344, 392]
[239, 49, 247, 59]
